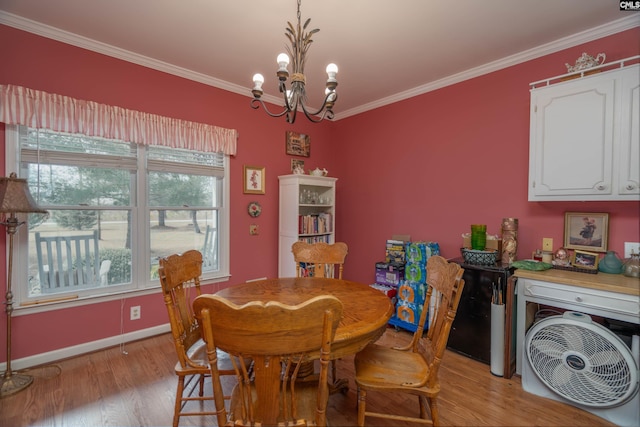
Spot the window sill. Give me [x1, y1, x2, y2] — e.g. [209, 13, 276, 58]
[14, 273, 231, 316]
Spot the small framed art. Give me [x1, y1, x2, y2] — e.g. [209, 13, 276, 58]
[571, 250, 600, 270]
[243, 166, 265, 195]
[563, 212, 608, 252]
[285, 131, 310, 157]
[291, 159, 305, 173]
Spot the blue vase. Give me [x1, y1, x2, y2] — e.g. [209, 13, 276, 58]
[598, 251, 623, 274]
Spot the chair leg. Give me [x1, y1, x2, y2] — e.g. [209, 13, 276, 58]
[198, 374, 205, 397]
[329, 359, 349, 394]
[428, 396, 439, 426]
[331, 360, 337, 386]
[173, 375, 186, 427]
[331, 360, 338, 385]
[356, 387, 366, 427]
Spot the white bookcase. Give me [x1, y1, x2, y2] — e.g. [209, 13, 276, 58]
[278, 174, 337, 277]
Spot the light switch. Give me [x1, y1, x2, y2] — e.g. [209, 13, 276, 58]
[250, 224, 259, 235]
[542, 238, 553, 252]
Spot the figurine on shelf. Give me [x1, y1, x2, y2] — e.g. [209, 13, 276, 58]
[622, 253, 640, 278]
[565, 52, 606, 73]
[598, 251, 623, 274]
[552, 248, 570, 266]
[309, 167, 325, 176]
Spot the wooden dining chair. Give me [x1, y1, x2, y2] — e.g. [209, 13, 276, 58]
[291, 241, 348, 391]
[292, 241, 348, 279]
[158, 250, 236, 427]
[354, 255, 465, 426]
[193, 294, 344, 427]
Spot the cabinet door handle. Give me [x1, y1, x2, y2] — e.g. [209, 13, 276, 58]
[596, 185, 605, 191]
[626, 184, 635, 191]
[575, 296, 583, 302]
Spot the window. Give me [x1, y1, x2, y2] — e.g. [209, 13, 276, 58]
[6, 125, 230, 305]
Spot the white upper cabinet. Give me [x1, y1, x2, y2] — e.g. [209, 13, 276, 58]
[618, 66, 640, 196]
[528, 61, 639, 201]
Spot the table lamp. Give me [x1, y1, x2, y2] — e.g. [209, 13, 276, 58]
[0, 172, 48, 397]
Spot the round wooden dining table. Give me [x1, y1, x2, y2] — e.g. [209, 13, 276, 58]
[215, 277, 394, 360]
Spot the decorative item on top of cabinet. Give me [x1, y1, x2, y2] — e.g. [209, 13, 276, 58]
[278, 174, 337, 277]
[565, 52, 606, 73]
[291, 159, 305, 174]
[528, 56, 639, 201]
[309, 167, 328, 176]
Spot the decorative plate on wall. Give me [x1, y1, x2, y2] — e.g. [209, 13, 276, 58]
[248, 201, 262, 217]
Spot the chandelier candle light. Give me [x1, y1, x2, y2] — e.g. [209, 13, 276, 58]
[251, 0, 338, 123]
[0, 173, 48, 397]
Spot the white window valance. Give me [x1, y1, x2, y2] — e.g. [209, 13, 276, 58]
[0, 84, 237, 156]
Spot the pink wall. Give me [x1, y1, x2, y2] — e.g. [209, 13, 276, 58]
[333, 27, 640, 283]
[0, 24, 638, 363]
[0, 24, 336, 361]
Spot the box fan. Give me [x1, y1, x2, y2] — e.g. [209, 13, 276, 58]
[522, 311, 639, 427]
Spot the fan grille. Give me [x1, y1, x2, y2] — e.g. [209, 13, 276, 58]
[527, 321, 637, 408]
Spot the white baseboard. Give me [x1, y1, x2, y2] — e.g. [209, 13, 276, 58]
[1, 323, 171, 372]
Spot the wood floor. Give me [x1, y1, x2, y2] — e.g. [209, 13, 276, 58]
[1, 327, 616, 427]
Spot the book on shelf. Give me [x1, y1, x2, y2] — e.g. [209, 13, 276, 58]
[298, 213, 332, 234]
[299, 235, 331, 244]
[297, 263, 336, 278]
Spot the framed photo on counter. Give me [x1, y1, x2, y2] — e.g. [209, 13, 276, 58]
[571, 250, 599, 270]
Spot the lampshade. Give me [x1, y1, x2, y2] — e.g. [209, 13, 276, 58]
[0, 173, 48, 215]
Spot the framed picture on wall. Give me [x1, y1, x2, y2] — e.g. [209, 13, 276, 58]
[243, 166, 265, 195]
[285, 131, 310, 157]
[563, 212, 608, 252]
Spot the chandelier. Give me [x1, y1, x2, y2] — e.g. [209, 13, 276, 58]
[250, 0, 338, 123]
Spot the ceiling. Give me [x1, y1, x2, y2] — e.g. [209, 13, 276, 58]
[0, 0, 637, 120]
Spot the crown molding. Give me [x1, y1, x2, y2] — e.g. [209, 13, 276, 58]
[1, 12, 637, 121]
[334, 15, 639, 120]
[0, 11, 259, 100]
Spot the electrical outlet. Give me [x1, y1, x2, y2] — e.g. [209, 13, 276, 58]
[542, 238, 553, 252]
[130, 306, 141, 320]
[624, 242, 640, 258]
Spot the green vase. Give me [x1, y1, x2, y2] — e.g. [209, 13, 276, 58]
[598, 251, 623, 274]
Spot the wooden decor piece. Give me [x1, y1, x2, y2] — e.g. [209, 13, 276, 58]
[285, 131, 310, 157]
